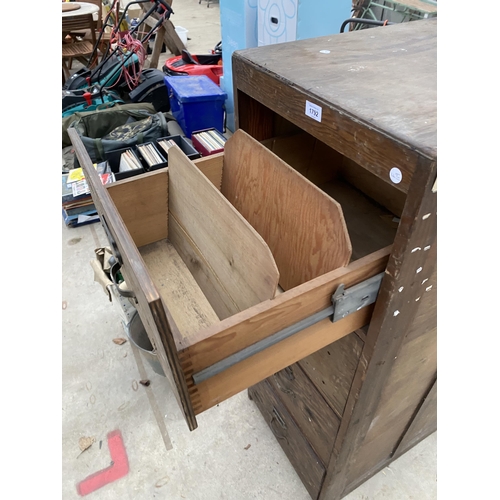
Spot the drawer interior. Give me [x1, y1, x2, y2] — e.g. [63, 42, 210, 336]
[72, 127, 393, 430]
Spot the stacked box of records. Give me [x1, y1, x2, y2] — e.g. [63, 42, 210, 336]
[156, 135, 201, 162]
[136, 143, 168, 171]
[104, 147, 145, 180]
[191, 128, 227, 157]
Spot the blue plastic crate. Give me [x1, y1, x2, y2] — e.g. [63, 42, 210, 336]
[164, 75, 227, 138]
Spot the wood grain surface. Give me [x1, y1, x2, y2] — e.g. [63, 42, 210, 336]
[139, 239, 219, 350]
[222, 130, 352, 290]
[178, 247, 390, 374]
[191, 308, 373, 414]
[193, 153, 224, 190]
[234, 20, 437, 192]
[249, 381, 325, 499]
[69, 129, 198, 431]
[299, 332, 364, 419]
[106, 170, 169, 247]
[268, 364, 341, 466]
[168, 144, 279, 319]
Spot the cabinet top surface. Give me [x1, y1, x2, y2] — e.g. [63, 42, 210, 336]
[233, 20, 437, 160]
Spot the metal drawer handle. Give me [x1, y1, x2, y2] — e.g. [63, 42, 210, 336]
[272, 407, 287, 429]
[269, 407, 288, 444]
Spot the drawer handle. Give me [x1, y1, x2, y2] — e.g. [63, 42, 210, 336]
[270, 407, 288, 443]
[272, 407, 287, 429]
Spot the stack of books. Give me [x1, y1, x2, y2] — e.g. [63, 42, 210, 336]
[62, 164, 114, 227]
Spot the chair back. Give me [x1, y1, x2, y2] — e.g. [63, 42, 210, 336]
[62, 13, 97, 48]
[62, 14, 96, 34]
[79, 0, 104, 30]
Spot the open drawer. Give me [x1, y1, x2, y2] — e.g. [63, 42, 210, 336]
[69, 128, 393, 431]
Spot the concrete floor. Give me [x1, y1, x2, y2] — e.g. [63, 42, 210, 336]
[62, 1, 437, 498]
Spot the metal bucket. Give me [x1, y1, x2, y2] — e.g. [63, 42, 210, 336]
[126, 311, 165, 377]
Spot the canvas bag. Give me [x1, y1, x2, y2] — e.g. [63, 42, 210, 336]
[62, 102, 157, 149]
[66, 105, 170, 163]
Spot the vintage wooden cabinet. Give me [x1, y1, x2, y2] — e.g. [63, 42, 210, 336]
[69, 17, 436, 500]
[233, 19, 437, 500]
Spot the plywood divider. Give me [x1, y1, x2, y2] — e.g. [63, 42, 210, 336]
[222, 129, 352, 291]
[167, 144, 279, 320]
[106, 169, 168, 247]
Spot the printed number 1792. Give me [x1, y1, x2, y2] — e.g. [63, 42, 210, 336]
[305, 100, 322, 123]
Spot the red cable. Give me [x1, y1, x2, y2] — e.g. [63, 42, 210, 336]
[101, 3, 167, 91]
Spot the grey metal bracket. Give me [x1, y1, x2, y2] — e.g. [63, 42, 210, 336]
[192, 273, 384, 385]
[331, 272, 384, 323]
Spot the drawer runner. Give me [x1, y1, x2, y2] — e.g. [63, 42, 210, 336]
[193, 273, 384, 384]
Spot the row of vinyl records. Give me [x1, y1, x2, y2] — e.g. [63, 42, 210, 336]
[120, 131, 225, 174]
[119, 140, 184, 171]
[192, 129, 227, 155]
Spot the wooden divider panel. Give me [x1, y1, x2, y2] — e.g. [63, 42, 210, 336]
[167, 145, 280, 320]
[106, 170, 169, 248]
[222, 129, 352, 291]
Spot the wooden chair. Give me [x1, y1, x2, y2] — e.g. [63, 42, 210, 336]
[62, 14, 97, 84]
[81, 0, 113, 59]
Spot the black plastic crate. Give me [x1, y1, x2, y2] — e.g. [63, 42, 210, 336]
[135, 142, 168, 172]
[155, 135, 201, 162]
[104, 147, 145, 181]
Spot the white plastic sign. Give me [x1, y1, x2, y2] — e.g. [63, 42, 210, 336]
[305, 100, 322, 123]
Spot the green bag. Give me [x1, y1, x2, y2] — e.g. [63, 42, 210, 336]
[67, 105, 170, 164]
[62, 102, 157, 149]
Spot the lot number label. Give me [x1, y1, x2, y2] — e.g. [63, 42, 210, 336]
[305, 100, 322, 123]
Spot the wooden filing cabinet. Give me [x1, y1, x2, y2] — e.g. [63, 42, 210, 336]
[233, 19, 437, 500]
[69, 17, 436, 500]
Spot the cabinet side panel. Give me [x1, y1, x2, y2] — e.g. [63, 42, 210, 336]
[321, 159, 437, 500]
[343, 284, 436, 486]
[394, 378, 437, 457]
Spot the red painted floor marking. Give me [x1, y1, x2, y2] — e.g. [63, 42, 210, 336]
[77, 430, 129, 496]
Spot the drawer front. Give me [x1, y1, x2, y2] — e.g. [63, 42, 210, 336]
[299, 332, 364, 418]
[268, 364, 340, 466]
[249, 380, 325, 500]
